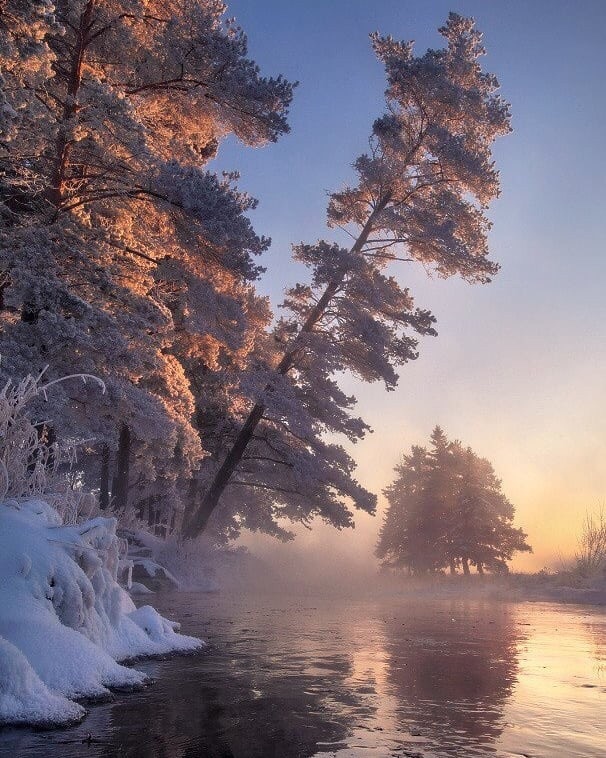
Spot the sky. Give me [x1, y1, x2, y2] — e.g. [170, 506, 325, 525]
[212, 0, 606, 573]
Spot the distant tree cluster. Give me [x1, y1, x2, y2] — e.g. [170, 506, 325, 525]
[0, 5, 511, 544]
[377, 428, 531, 575]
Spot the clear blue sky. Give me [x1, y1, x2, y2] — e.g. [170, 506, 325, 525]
[213, 1, 606, 571]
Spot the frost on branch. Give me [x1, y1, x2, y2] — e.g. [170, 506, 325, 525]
[154, 163, 270, 281]
[0, 368, 104, 521]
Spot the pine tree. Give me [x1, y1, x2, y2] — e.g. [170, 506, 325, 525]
[377, 445, 429, 572]
[376, 430, 531, 574]
[450, 445, 531, 573]
[185, 13, 512, 539]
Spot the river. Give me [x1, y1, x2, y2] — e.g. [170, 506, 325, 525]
[1, 593, 605, 757]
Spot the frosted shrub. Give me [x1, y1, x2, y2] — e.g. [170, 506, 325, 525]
[0, 368, 104, 522]
[575, 506, 606, 578]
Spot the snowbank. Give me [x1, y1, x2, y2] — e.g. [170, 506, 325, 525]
[0, 638, 84, 727]
[0, 500, 203, 728]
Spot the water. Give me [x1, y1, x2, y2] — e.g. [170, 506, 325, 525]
[1, 593, 605, 757]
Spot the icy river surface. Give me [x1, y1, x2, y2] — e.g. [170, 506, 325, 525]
[1, 593, 605, 757]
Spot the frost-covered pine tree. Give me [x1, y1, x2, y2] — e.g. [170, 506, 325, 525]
[0, 0, 294, 214]
[185, 14, 512, 539]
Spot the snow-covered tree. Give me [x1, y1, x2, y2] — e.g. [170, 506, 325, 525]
[185, 13, 512, 539]
[0, 1, 294, 528]
[1, 0, 293, 214]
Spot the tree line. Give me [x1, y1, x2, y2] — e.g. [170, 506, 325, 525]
[0, 3, 511, 545]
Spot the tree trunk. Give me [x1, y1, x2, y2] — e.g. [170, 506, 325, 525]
[47, 1, 97, 209]
[184, 195, 391, 539]
[449, 559, 456, 575]
[477, 562, 484, 575]
[462, 557, 470, 576]
[0, 272, 8, 310]
[99, 444, 110, 510]
[111, 424, 130, 512]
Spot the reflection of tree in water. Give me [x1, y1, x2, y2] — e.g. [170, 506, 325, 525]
[383, 601, 523, 754]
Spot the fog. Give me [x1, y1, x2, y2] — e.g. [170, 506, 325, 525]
[236, 509, 568, 595]
[237, 516, 384, 596]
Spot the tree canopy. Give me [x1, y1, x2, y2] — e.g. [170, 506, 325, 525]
[0, 0, 294, 531]
[377, 427, 532, 575]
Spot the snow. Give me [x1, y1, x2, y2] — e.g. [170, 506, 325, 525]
[129, 581, 154, 595]
[132, 557, 180, 589]
[0, 500, 203, 728]
[0, 638, 84, 727]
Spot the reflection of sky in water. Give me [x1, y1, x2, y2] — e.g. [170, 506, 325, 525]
[499, 605, 606, 758]
[1, 595, 605, 757]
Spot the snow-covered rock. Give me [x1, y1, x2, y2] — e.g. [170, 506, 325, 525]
[0, 500, 203, 728]
[131, 557, 180, 592]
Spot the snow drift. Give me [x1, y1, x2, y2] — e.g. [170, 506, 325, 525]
[0, 499, 203, 728]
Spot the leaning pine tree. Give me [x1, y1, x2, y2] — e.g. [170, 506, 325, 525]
[184, 13, 512, 539]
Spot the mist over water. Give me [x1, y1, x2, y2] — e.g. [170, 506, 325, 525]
[237, 522, 385, 596]
[237, 507, 562, 594]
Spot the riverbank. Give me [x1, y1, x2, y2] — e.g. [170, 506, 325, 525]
[0, 500, 203, 728]
[209, 548, 606, 607]
[357, 571, 606, 606]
